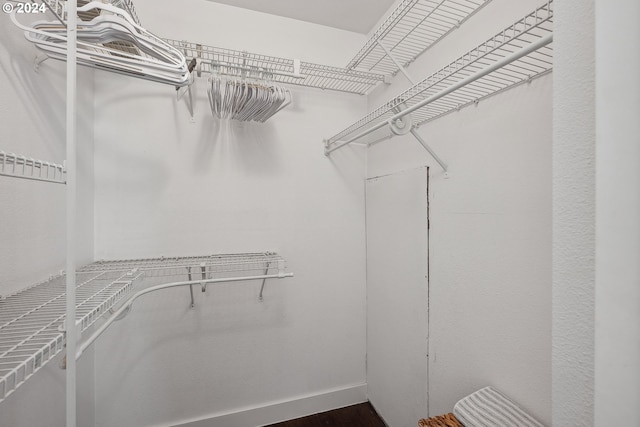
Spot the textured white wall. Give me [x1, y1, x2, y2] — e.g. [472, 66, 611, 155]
[0, 15, 95, 296]
[594, 0, 640, 424]
[0, 10, 96, 427]
[91, 2, 369, 426]
[552, 1, 596, 426]
[92, 84, 367, 427]
[365, 0, 552, 423]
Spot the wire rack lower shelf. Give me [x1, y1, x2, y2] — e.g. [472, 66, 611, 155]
[0, 270, 141, 402]
[79, 252, 287, 279]
[0, 252, 289, 403]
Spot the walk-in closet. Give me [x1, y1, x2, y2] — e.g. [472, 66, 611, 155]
[1, 0, 638, 426]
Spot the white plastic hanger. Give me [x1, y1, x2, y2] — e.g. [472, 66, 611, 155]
[11, 1, 190, 86]
[207, 73, 291, 122]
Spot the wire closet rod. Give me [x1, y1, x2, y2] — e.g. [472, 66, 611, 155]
[75, 272, 294, 360]
[326, 33, 554, 155]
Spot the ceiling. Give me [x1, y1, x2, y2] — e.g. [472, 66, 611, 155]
[204, 0, 396, 34]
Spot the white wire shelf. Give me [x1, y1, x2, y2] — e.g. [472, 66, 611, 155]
[23, 4, 384, 94]
[0, 270, 142, 402]
[0, 253, 290, 401]
[165, 40, 386, 95]
[327, 1, 553, 148]
[80, 252, 287, 278]
[0, 151, 66, 184]
[347, 0, 493, 75]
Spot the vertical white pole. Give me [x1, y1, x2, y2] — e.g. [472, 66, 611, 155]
[66, 1, 77, 427]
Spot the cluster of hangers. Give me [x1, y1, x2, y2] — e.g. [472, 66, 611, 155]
[10, 0, 294, 121]
[207, 75, 292, 122]
[10, 1, 190, 86]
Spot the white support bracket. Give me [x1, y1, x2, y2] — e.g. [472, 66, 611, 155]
[34, 53, 49, 73]
[259, 258, 287, 301]
[376, 40, 416, 85]
[410, 128, 448, 174]
[177, 49, 197, 122]
[75, 272, 294, 361]
[196, 44, 203, 78]
[377, 41, 448, 172]
[179, 82, 195, 122]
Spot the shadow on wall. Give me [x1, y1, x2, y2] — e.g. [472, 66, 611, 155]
[95, 282, 290, 399]
[93, 137, 171, 198]
[165, 77, 287, 177]
[0, 22, 65, 157]
[194, 110, 284, 177]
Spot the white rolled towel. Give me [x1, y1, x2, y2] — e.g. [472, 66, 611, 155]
[453, 386, 546, 427]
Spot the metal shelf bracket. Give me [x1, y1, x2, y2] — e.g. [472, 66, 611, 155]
[75, 270, 294, 360]
[34, 54, 49, 73]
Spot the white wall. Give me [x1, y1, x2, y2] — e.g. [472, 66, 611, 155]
[366, 167, 429, 427]
[91, 2, 369, 426]
[0, 15, 95, 296]
[0, 10, 95, 427]
[365, 0, 552, 423]
[133, 0, 365, 67]
[552, 1, 596, 426]
[594, 0, 640, 424]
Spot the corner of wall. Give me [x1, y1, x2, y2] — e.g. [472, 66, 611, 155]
[552, 0, 596, 425]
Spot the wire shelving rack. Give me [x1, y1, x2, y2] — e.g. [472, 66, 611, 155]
[326, 1, 553, 151]
[0, 151, 66, 184]
[0, 253, 290, 403]
[80, 252, 287, 279]
[22, 3, 387, 95]
[165, 40, 386, 95]
[347, 0, 493, 76]
[0, 270, 142, 402]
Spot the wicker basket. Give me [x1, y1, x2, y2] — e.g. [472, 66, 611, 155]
[418, 413, 464, 427]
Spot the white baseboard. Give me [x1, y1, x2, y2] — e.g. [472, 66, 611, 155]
[171, 383, 368, 427]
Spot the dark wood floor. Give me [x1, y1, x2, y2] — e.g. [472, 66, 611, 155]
[264, 402, 387, 427]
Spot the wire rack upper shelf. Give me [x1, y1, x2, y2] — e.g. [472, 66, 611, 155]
[347, 0, 493, 76]
[30, 2, 385, 94]
[0, 151, 66, 184]
[327, 1, 553, 147]
[165, 40, 386, 95]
